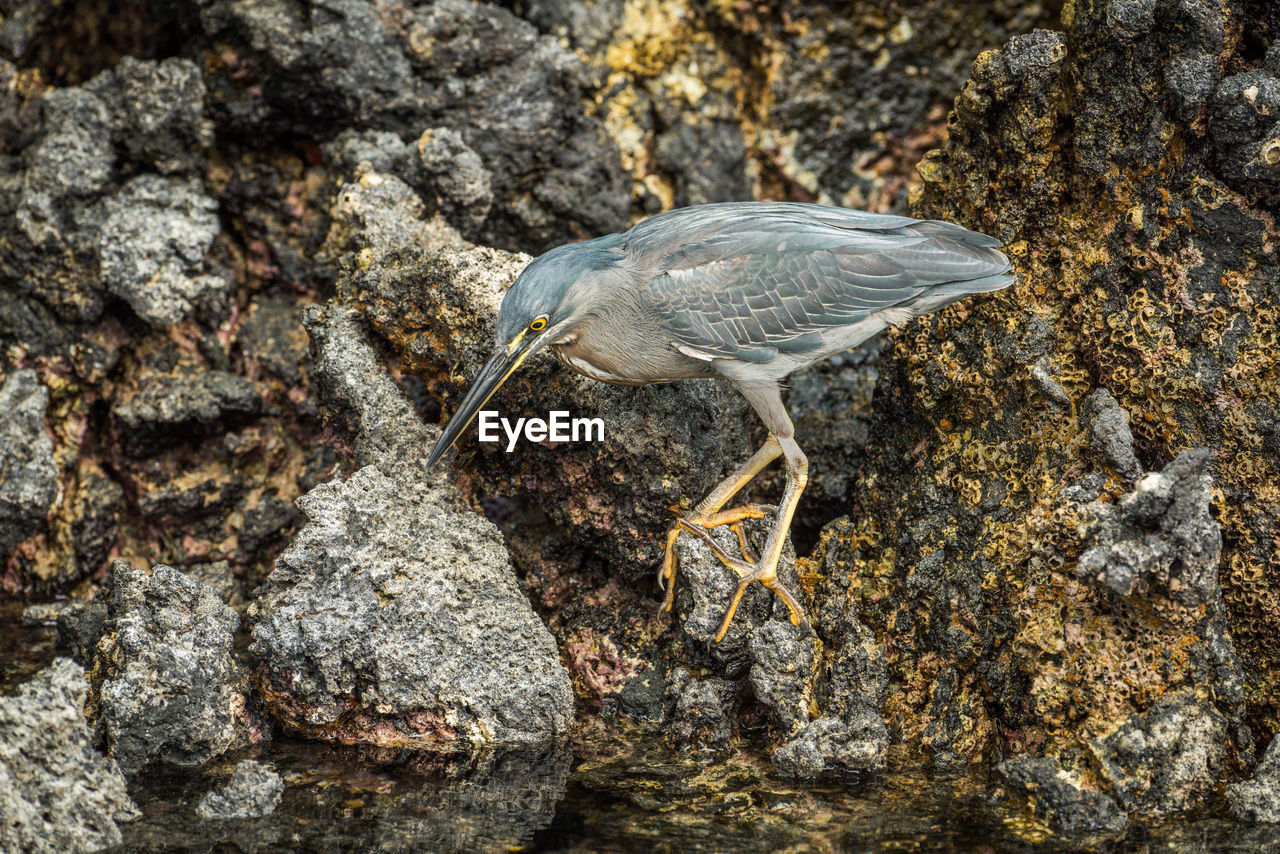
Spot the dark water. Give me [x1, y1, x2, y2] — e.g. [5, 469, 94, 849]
[5, 602, 1279, 854]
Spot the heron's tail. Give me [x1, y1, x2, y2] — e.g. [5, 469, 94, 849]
[904, 270, 1016, 317]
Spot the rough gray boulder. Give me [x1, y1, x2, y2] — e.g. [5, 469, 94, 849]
[0, 368, 57, 561]
[1090, 688, 1227, 816]
[668, 519, 817, 737]
[96, 174, 229, 328]
[84, 56, 214, 176]
[196, 0, 629, 251]
[2, 56, 214, 329]
[0, 658, 139, 854]
[249, 463, 574, 747]
[417, 126, 493, 228]
[195, 759, 285, 821]
[1228, 736, 1280, 823]
[1079, 388, 1143, 481]
[93, 562, 259, 775]
[57, 599, 108, 665]
[667, 669, 737, 751]
[301, 303, 437, 473]
[111, 370, 262, 457]
[997, 755, 1127, 835]
[771, 707, 889, 779]
[248, 304, 572, 748]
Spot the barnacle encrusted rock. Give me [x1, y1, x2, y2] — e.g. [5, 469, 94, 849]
[1090, 688, 1227, 815]
[801, 0, 1277, 822]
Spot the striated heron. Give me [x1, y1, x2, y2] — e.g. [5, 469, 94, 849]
[425, 202, 1013, 641]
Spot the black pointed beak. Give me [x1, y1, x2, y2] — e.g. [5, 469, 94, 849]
[426, 338, 535, 470]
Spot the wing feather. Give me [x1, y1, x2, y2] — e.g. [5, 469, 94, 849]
[639, 204, 1012, 361]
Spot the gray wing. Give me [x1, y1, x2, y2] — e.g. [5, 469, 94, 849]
[632, 203, 1012, 362]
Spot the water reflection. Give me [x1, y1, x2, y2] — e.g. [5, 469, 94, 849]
[117, 741, 572, 853]
[7, 605, 1280, 853]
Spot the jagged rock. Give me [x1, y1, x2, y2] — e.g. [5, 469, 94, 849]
[1079, 388, 1143, 480]
[1090, 689, 1226, 815]
[2, 56, 214, 329]
[417, 126, 492, 227]
[749, 621, 817, 737]
[324, 129, 420, 179]
[181, 560, 244, 607]
[95, 174, 228, 328]
[669, 520, 817, 735]
[668, 669, 736, 751]
[93, 562, 258, 775]
[1078, 450, 1226, 613]
[112, 370, 261, 456]
[0, 368, 57, 562]
[301, 303, 437, 472]
[799, 0, 1276, 788]
[771, 707, 889, 779]
[195, 759, 284, 821]
[67, 460, 124, 581]
[997, 755, 1127, 835]
[84, 56, 213, 175]
[197, 0, 629, 250]
[0, 658, 139, 854]
[236, 295, 310, 385]
[20, 599, 76, 625]
[56, 599, 107, 666]
[1228, 736, 1280, 823]
[249, 464, 573, 747]
[248, 305, 572, 748]
[671, 522, 800, 658]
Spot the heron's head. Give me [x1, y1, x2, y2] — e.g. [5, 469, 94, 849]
[425, 235, 625, 469]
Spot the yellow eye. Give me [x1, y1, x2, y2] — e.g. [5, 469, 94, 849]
[529, 317, 547, 331]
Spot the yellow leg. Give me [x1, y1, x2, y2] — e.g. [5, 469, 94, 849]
[680, 435, 810, 642]
[658, 437, 782, 612]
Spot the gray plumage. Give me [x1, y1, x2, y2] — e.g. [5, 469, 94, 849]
[428, 201, 1013, 641]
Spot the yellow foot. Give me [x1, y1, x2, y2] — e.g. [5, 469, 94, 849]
[676, 522, 810, 643]
[657, 504, 774, 613]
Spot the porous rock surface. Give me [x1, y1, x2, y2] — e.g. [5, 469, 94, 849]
[1228, 736, 1280, 823]
[1, 0, 1278, 834]
[195, 759, 285, 821]
[196, 0, 631, 252]
[0, 369, 57, 561]
[996, 756, 1127, 835]
[0, 657, 139, 854]
[801, 0, 1278, 826]
[771, 708, 890, 779]
[92, 561, 258, 775]
[248, 303, 572, 748]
